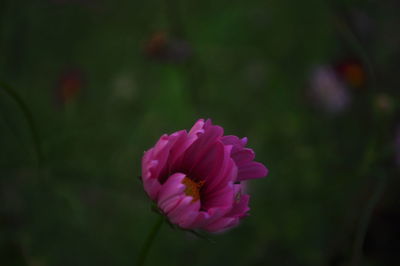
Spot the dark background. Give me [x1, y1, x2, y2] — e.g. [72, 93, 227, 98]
[1, 0, 399, 265]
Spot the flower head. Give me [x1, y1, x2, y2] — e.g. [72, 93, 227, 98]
[141, 119, 268, 232]
[309, 65, 351, 113]
[144, 31, 192, 63]
[54, 68, 84, 107]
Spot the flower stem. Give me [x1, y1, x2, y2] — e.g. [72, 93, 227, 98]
[350, 175, 386, 266]
[137, 215, 164, 266]
[0, 81, 43, 167]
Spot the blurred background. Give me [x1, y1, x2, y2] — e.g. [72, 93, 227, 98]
[1, 0, 399, 265]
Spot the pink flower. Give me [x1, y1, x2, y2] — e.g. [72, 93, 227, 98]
[141, 119, 268, 232]
[309, 65, 351, 113]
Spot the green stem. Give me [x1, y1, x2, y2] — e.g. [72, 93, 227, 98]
[137, 215, 164, 266]
[350, 175, 386, 266]
[0, 81, 43, 167]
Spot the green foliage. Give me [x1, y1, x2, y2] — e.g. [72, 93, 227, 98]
[1, 0, 399, 266]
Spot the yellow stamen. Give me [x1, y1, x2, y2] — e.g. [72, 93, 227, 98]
[182, 177, 205, 202]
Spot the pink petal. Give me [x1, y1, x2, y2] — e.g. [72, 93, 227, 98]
[206, 160, 237, 196]
[226, 193, 250, 218]
[142, 156, 156, 180]
[221, 135, 247, 153]
[159, 195, 184, 214]
[203, 217, 236, 232]
[221, 135, 240, 146]
[231, 148, 255, 166]
[177, 211, 198, 228]
[186, 211, 211, 228]
[166, 123, 206, 173]
[204, 144, 235, 193]
[168, 197, 200, 224]
[157, 173, 186, 204]
[141, 149, 154, 177]
[181, 123, 224, 173]
[143, 176, 162, 200]
[165, 131, 190, 169]
[190, 140, 224, 181]
[188, 119, 205, 135]
[199, 207, 228, 227]
[152, 133, 186, 183]
[237, 162, 268, 181]
[203, 182, 234, 210]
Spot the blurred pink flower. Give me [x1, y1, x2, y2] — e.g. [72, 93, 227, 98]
[141, 119, 268, 233]
[309, 65, 351, 113]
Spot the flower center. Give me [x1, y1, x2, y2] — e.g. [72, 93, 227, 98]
[182, 177, 205, 202]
